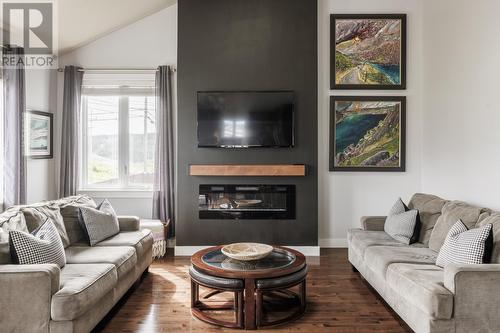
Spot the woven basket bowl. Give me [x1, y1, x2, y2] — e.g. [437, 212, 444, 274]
[221, 243, 274, 261]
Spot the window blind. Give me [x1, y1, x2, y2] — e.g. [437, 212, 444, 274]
[82, 72, 156, 96]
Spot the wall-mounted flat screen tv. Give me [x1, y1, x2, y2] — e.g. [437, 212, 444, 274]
[197, 91, 294, 148]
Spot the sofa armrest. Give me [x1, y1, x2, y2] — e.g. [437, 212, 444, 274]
[0, 264, 60, 332]
[361, 216, 386, 231]
[444, 264, 500, 328]
[118, 215, 140, 231]
[444, 263, 500, 293]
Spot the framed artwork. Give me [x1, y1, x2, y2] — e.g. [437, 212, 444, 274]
[25, 111, 53, 159]
[329, 96, 406, 172]
[330, 14, 406, 90]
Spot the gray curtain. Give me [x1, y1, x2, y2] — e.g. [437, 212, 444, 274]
[59, 66, 83, 197]
[2, 46, 26, 209]
[152, 65, 175, 237]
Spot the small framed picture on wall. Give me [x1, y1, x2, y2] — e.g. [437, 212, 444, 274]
[25, 110, 53, 159]
[330, 96, 406, 172]
[331, 14, 407, 90]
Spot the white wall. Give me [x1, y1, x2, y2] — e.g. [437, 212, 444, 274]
[57, 4, 177, 217]
[421, 0, 500, 210]
[25, 69, 58, 202]
[29, 0, 500, 242]
[318, 0, 424, 246]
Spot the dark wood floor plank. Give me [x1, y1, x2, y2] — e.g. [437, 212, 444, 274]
[94, 249, 411, 333]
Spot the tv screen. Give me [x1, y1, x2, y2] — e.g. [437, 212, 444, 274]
[197, 91, 294, 148]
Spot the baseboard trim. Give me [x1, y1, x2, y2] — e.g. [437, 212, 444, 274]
[319, 238, 348, 248]
[175, 245, 320, 256]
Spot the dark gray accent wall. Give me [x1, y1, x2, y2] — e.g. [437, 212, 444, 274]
[177, 0, 318, 246]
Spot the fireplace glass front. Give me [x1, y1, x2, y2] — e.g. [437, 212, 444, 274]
[199, 185, 295, 219]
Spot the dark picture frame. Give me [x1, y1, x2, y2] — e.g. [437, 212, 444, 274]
[25, 110, 53, 159]
[330, 14, 407, 90]
[329, 96, 406, 172]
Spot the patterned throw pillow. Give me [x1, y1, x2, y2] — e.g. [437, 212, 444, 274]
[436, 220, 493, 268]
[9, 221, 66, 268]
[78, 199, 120, 246]
[384, 198, 420, 244]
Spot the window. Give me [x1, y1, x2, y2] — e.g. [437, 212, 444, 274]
[81, 73, 156, 190]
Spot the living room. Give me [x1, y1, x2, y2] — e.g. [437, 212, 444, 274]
[1, 0, 499, 332]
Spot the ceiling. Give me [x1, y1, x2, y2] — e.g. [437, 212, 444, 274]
[57, 0, 176, 54]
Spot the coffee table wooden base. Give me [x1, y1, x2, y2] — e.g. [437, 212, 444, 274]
[191, 280, 244, 329]
[256, 279, 306, 328]
[190, 277, 306, 330]
[190, 246, 307, 330]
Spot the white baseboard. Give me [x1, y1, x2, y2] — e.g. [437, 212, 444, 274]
[175, 245, 320, 257]
[319, 238, 348, 248]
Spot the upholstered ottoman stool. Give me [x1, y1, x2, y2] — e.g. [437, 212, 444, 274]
[140, 219, 167, 258]
[255, 267, 307, 327]
[189, 265, 244, 329]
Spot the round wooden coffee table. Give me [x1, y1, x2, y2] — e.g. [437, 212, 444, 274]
[190, 246, 307, 329]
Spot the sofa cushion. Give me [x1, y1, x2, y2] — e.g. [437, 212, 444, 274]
[386, 263, 453, 320]
[477, 213, 500, 263]
[65, 246, 136, 279]
[348, 229, 407, 258]
[78, 200, 120, 246]
[9, 221, 66, 268]
[364, 246, 438, 278]
[0, 210, 28, 264]
[51, 263, 117, 321]
[94, 229, 153, 260]
[20, 205, 70, 248]
[384, 198, 419, 244]
[436, 220, 493, 267]
[429, 201, 490, 252]
[408, 193, 448, 245]
[55, 195, 97, 245]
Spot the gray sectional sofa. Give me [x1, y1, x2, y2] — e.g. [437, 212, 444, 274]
[348, 193, 500, 333]
[0, 195, 153, 333]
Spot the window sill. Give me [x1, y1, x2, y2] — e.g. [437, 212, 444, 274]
[77, 189, 153, 199]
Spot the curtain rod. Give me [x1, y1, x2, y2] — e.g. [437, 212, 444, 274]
[56, 67, 176, 73]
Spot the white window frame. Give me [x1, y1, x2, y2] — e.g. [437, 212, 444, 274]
[80, 91, 155, 192]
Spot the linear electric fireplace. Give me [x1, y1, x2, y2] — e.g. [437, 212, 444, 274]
[199, 185, 296, 219]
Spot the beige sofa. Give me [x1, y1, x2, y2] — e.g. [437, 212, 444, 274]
[0, 195, 153, 333]
[348, 193, 500, 333]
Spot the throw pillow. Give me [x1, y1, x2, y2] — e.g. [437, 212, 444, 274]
[436, 220, 493, 268]
[78, 199, 120, 246]
[384, 198, 420, 244]
[57, 195, 97, 245]
[20, 205, 71, 248]
[9, 221, 66, 268]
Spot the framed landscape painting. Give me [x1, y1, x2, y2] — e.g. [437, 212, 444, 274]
[25, 111, 53, 159]
[331, 14, 406, 89]
[329, 96, 406, 172]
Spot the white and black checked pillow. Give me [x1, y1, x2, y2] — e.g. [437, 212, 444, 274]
[78, 199, 120, 246]
[436, 220, 493, 268]
[9, 221, 66, 268]
[384, 198, 420, 244]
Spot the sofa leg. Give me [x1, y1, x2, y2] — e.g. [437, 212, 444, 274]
[142, 266, 149, 278]
[351, 264, 358, 273]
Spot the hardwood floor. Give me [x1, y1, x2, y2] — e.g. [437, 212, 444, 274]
[94, 249, 411, 333]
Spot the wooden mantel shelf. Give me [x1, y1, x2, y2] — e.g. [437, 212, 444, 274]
[189, 164, 306, 177]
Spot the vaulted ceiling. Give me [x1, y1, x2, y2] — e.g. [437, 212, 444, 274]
[58, 0, 176, 54]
